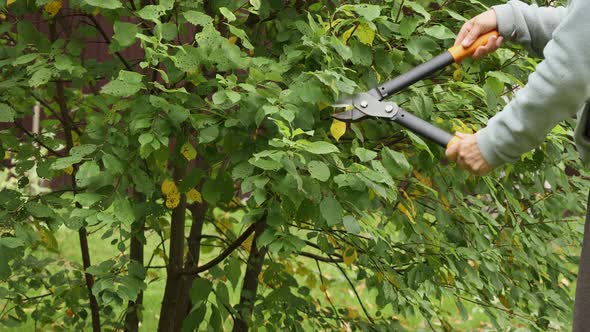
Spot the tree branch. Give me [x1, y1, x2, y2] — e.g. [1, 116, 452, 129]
[299, 251, 343, 263]
[84, 15, 133, 71]
[182, 220, 260, 274]
[14, 122, 63, 157]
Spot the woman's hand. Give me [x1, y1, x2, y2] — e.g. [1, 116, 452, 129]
[446, 132, 493, 176]
[455, 10, 504, 58]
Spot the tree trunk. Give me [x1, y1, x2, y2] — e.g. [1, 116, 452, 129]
[233, 221, 268, 332]
[169, 203, 207, 332]
[157, 163, 187, 332]
[124, 209, 145, 332]
[50, 21, 101, 332]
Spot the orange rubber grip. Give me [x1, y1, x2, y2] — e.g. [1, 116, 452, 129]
[447, 30, 499, 62]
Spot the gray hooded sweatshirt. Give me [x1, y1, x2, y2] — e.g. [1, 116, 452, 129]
[478, 0, 590, 167]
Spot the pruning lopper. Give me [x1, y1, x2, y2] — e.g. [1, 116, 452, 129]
[333, 31, 499, 148]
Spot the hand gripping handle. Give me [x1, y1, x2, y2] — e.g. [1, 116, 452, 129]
[447, 30, 500, 62]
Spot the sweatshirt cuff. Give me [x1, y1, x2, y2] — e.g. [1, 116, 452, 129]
[492, 3, 516, 39]
[475, 128, 506, 168]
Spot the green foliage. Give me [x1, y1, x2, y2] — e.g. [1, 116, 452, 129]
[0, 0, 585, 331]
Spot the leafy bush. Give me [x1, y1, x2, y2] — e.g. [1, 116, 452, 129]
[0, 0, 585, 331]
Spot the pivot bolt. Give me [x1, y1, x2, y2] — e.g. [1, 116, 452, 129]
[360, 100, 368, 108]
[385, 105, 395, 113]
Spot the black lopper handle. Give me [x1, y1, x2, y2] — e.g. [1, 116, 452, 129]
[394, 109, 453, 147]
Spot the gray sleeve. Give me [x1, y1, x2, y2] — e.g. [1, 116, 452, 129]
[492, 0, 567, 57]
[476, 0, 590, 167]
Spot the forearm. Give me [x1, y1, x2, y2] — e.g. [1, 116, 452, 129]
[477, 1, 590, 167]
[493, 0, 566, 56]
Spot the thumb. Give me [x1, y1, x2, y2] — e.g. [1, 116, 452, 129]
[462, 24, 482, 47]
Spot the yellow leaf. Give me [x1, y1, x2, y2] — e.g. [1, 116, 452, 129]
[180, 143, 197, 161]
[186, 188, 202, 203]
[453, 67, 463, 81]
[0, 12, 6, 20]
[6, 0, 16, 5]
[346, 307, 360, 319]
[354, 23, 375, 45]
[343, 246, 357, 266]
[161, 179, 178, 196]
[398, 203, 415, 224]
[216, 214, 233, 233]
[499, 295, 510, 309]
[165, 191, 180, 209]
[413, 170, 432, 188]
[44, 1, 62, 17]
[241, 233, 254, 252]
[71, 130, 80, 146]
[330, 119, 346, 142]
[4, 151, 10, 160]
[64, 166, 74, 175]
[451, 119, 473, 134]
[440, 195, 450, 211]
[92, 7, 101, 16]
[228, 36, 238, 45]
[318, 102, 330, 111]
[341, 25, 356, 45]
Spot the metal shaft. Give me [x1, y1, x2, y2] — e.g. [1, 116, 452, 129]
[372, 51, 455, 99]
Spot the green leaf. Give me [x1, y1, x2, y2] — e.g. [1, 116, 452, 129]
[189, 277, 212, 305]
[0, 237, 25, 249]
[0, 103, 15, 123]
[352, 4, 381, 21]
[74, 193, 104, 207]
[71, 144, 97, 158]
[183, 11, 213, 26]
[13, 53, 38, 65]
[249, 0, 261, 10]
[225, 257, 241, 289]
[199, 126, 219, 144]
[50, 156, 83, 170]
[308, 160, 330, 182]
[29, 68, 52, 88]
[298, 141, 339, 155]
[343, 215, 361, 234]
[113, 195, 135, 224]
[113, 21, 139, 47]
[101, 70, 145, 97]
[405, 2, 431, 21]
[25, 202, 55, 218]
[159, 0, 174, 10]
[84, 0, 122, 9]
[405, 130, 434, 158]
[354, 147, 377, 162]
[102, 153, 123, 174]
[137, 5, 166, 22]
[75, 161, 100, 188]
[424, 25, 455, 40]
[382, 147, 412, 176]
[219, 7, 236, 22]
[182, 305, 207, 332]
[320, 197, 343, 226]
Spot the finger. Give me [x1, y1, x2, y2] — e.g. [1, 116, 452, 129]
[445, 138, 461, 161]
[454, 21, 474, 46]
[455, 132, 467, 139]
[462, 23, 482, 47]
[495, 36, 504, 48]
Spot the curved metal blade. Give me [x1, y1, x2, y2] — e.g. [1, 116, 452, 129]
[332, 109, 368, 122]
[332, 95, 354, 108]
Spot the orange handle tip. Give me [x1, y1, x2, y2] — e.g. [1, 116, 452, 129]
[446, 136, 461, 149]
[448, 30, 499, 62]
